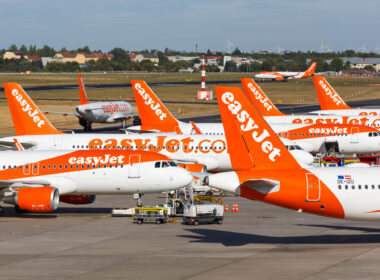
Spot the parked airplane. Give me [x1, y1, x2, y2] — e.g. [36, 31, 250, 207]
[240, 78, 380, 128]
[0, 83, 314, 169]
[44, 74, 135, 131]
[129, 80, 380, 155]
[206, 86, 380, 221]
[0, 149, 192, 216]
[310, 76, 380, 116]
[255, 62, 316, 81]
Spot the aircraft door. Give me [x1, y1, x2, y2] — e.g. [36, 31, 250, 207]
[128, 154, 141, 178]
[306, 173, 320, 201]
[32, 162, 39, 175]
[350, 127, 359, 143]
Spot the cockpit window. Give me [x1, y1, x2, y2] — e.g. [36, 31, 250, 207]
[155, 162, 161, 168]
[169, 161, 177, 167]
[162, 161, 169, 168]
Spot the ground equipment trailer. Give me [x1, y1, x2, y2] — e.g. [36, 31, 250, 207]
[133, 207, 168, 224]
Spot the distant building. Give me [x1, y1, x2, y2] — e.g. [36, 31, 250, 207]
[3, 51, 27, 60]
[27, 56, 41, 62]
[168, 55, 198, 62]
[342, 57, 380, 71]
[41, 57, 63, 67]
[130, 53, 159, 64]
[54, 52, 112, 64]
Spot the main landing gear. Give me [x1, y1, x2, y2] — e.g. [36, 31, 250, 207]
[134, 193, 144, 207]
[79, 117, 92, 132]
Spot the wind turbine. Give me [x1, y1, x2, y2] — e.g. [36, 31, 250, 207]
[226, 39, 235, 54]
[320, 41, 332, 53]
[357, 44, 368, 53]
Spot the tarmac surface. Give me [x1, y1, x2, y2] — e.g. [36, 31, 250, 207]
[1, 194, 380, 280]
[2, 107, 380, 279]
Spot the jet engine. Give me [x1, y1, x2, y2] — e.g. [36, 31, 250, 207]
[4, 186, 59, 212]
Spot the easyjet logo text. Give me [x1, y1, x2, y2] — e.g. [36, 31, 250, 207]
[102, 103, 129, 114]
[308, 127, 348, 134]
[134, 83, 167, 121]
[87, 136, 226, 154]
[12, 89, 45, 128]
[221, 92, 280, 161]
[291, 116, 380, 128]
[68, 154, 125, 165]
[319, 80, 342, 106]
[247, 82, 273, 111]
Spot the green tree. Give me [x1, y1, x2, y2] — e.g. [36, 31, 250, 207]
[329, 58, 344, 71]
[232, 47, 241, 55]
[8, 44, 18, 52]
[77, 46, 91, 53]
[364, 65, 375, 72]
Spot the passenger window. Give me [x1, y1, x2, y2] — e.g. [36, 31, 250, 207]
[338, 185, 341, 190]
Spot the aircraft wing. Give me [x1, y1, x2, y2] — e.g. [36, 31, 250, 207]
[42, 110, 80, 117]
[112, 114, 139, 122]
[0, 140, 35, 150]
[0, 179, 52, 194]
[48, 106, 76, 111]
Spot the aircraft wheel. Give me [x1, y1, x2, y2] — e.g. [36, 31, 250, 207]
[14, 205, 27, 214]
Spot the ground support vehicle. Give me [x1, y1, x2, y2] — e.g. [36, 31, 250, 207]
[133, 207, 168, 224]
[183, 203, 224, 226]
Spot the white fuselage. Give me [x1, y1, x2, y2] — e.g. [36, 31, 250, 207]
[0, 151, 192, 195]
[0, 133, 314, 171]
[255, 71, 304, 80]
[76, 101, 133, 123]
[129, 121, 380, 155]
[311, 109, 380, 117]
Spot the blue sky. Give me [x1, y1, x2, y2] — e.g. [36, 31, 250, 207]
[1, 0, 379, 53]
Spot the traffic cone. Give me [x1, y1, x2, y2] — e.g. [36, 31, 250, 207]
[231, 204, 236, 212]
[225, 203, 229, 212]
[235, 204, 239, 213]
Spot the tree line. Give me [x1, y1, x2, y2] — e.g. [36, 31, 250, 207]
[0, 44, 378, 73]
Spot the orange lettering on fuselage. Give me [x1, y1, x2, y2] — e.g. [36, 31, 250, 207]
[87, 137, 226, 154]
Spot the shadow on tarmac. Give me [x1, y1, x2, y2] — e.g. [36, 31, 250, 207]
[180, 226, 380, 246]
[1, 206, 112, 218]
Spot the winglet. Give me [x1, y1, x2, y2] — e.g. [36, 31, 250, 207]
[313, 76, 352, 110]
[3, 83, 63, 135]
[215, 86, 300, 170]
[241, 78, 286, 116]
[302, 62, 317, 78]
[78, 74, 89, 105]
[131, 80, 181, 133]
[13, 138, 25, 151]
[190, 121, 202, 134]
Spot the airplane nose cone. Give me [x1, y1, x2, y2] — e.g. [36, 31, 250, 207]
[179, 170, 193, 187]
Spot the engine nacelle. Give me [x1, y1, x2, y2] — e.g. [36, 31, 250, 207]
[178, 163, 207, 173]
[59, 195, 96, 205]
[275, 77, 283, 81]
[11, 187, 59, 212]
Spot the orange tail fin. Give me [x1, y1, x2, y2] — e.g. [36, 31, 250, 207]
[313, 76, 352, 110]
[3, 83, 63, 135]
[78, 74, 89, 105]
[215, 86, 300, 170]
[241, 78, 286, 116]
[131, 80, 181, 133]
[302, 62, 317, 78]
